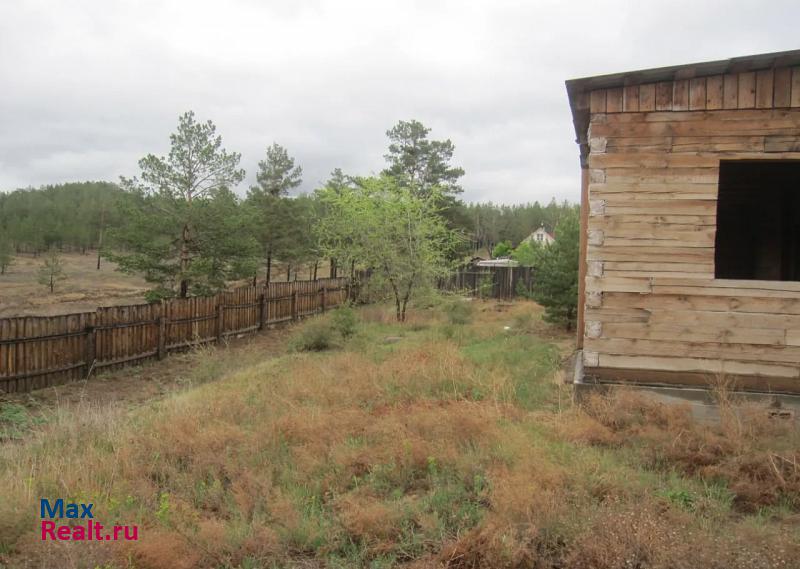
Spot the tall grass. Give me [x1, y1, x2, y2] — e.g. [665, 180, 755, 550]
[0, 301, 797, 568]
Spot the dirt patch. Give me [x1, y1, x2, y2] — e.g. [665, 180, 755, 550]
[0, 252, 149, 317]
[0, 253, 335, 317]
[1, 324, 291, 416]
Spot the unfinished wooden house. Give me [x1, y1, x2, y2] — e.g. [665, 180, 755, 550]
[567, 50, 800, 394]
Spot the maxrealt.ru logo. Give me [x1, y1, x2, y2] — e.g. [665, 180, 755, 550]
[40, 499, 139, 541]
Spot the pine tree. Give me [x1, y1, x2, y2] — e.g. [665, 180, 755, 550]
[252, 143, 303, 197]
[37, 249, 67, 293]
[532, 210, 580, 330]
[383, 119, 464, 199]
[108, 111, 246, 299]
[247, 143, 303, 282]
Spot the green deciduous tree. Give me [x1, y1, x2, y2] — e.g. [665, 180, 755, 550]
[317, 176, 457, 322]
[382, 119, 464, 200]
[37, 249, 67, 293]
[109, 111, 247, 299]
[492, 240, 513, 258]
[510, 241, 542, 267]
[533, 210, 580, 330]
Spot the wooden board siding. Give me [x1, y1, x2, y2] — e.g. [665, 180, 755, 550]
[582, 85, 800, 393]
[588, 66, 800, 113]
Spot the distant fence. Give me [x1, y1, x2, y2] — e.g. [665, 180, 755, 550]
[438, 266, 534, 300]
[0, 278, 350, 394]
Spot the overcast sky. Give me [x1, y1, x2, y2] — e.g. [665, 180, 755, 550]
[1, 1, 798, 204]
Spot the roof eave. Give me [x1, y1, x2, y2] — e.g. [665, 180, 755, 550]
[565, 48, 800, 163]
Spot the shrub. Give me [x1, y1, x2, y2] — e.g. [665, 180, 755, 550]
[289, 321, 337, 352]
[492, 240, 513, 258]
[0, 403, 44, 440]
[330, 304, 358, 339]
[443, 300, 473, 325]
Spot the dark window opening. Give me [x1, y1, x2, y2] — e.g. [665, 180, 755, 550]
[715, 161, 800, 281]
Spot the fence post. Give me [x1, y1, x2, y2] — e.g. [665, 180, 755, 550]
[157, 315, 167, 360]
[85, 325, 96, 378]
[321, 286, 327, 313]
[258, 293, 266, 331]
[216, 303, 225, 342]
[291, 290, 298, 321]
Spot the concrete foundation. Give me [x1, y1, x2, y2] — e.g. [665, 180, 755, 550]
[571, 350, 800, 424]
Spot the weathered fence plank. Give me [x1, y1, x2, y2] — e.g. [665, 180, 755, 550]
[0, 277, 349, 394]
[438, 266, 534, 300]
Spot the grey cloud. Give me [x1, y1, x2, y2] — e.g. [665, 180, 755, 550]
[1, 0, 798, 203]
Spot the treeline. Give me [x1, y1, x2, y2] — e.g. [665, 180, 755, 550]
[0, 181, 126, 254]
[0, 183, 572, 259]
[0, 112, 577, 306]
[458, 200, 576, 254]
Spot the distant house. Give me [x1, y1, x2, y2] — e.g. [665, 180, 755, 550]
[523, 226, 555, 246]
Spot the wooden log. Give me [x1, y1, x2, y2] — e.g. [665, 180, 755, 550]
[604, 199, 717, 216]
[588, 151, 788, 169]
[601, 291, 800, 315]
[587, 336, 800, 365]
[596, 353, 798, 379]
[764, 135, 800, 152]
[588, 245, 714, 263]
[584, 366, 799, 394]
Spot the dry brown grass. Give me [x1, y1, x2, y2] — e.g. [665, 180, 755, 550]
[565, 389, 800, 514]
[1, 301, 798, 568]
[0, 252, 149, 317]
[0, 252, 332, 317]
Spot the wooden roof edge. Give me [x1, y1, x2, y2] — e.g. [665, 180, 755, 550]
[565, 48, 800, 164]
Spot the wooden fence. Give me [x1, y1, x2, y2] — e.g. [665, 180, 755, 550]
[0, 278, 350, 394]
[438, 266, 534, 300]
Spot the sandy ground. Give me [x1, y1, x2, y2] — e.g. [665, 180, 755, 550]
[2, 323, 291, 412]
[0, 252, 335, 317]
[0, 252, 149, 317]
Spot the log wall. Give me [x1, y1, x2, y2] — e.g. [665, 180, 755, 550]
[582, 65, 800, 393]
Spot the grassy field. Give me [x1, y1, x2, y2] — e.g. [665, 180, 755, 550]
[0, 252, 333, 317]
[0, 252, 149, 317]
[1, 300, 798, 568]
